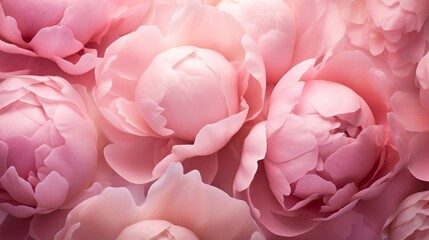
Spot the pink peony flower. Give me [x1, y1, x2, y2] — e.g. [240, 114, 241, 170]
[336, 0, 429, 77]
[218, 0, 345, 84]
[93, 0, 265, 184]
[0, 75, 98, 218]
[55, 164, 263, 240]
[382, 190, 429, 240]
[0, 0, 152, 76]
[234, 50, 405, 238]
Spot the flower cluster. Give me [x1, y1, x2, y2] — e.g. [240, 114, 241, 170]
[0, 0, 429, 239]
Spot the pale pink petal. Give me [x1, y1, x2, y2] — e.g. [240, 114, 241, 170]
[142, 164, 258, 240]
[116, 220, 198, 240]
[0, 167, 36, 207]
[234, 121, 267, 192]
[241, 34, 266, 120]
[29, 25, 83, 58]
[267, 114, 318, 164]
[167, 0, 245, 61]
[153, 109, 248, 177]
[104, 138, 167, 184]
[248, 168, 320, 237]
[323, 126, 384, 187]
[60, 0, 114, 44]
[34, 171, 69, 211]
[50, 52, 99, 75]
[267, 59, 314, 136]
[54, 187, 142, 240]
[408, 133, 429, 181]
[390, 91, 429, 132]
[291, 0, 345, 64]
[294, 174, 337, 199]
[1, 0, 68, 40]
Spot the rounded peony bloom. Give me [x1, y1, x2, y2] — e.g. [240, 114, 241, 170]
[0, 75, 98, 218]
[336, 0, 429, 77]
[55, 164, 262, 240]
[382, 191, 429, 240]
[93, 0, 265, 184]
[217, 0, 345, 84]
[234, 50, 405, 238]
[0, 0, 151, 75]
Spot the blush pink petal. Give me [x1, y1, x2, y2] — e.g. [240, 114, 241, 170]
[301, 80, 362, 118]
[234, 121, 267, 192]
[50, 52, 99, 75]
[60, 0, 114, 44]
[390, 91, 429, 132]
[29, 26, 83, 58]
[167, 0, 245, 61]
[323, 126, 383, 187]
[267, 114, 318, 163]
[0, 4, 27, 45]
[153, 108, 248, 177]
[304, 50, 394, 122]
[104, 138, 168, 184]
[54, 188, 141, 240]
[99, 26, 166, 82]
[218, 0, 295, 83]
[291, 0, 346, 64]
[240, 34, 266, 119]
[1, 0, 70, 40]
[248, 167, 320, 237]
[116, 220, 199, 240]
[0, 167, 36, 208]
[266, 59, 314, 135]
[141, 164, 258, 240]
[294, 174, 337, 199]
[34, 171, 69, 211]
[417, 52, 429, 110]
[408, 133, 429, 181]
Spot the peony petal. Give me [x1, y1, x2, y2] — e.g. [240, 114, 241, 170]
[267, 114, 318, 163]
[54, 187, 142, 240]
[294, 174, 337, 199]
[167, 0, 245, 61]
[408, 133, 429, 181]
[267, 59, 315, 136]
[34, 171, 69, 211]
[104, 138, 168, 184]
[29, 25, 83, 58]
[116, 220, 198, 240]
[0, 167, 36, 206]
[390, 91, 429, 132]
[142, 163, 258, 240]
[153, 108, 248, 177]
[323, 126, 384, 187]
[60, 0, 114, 44]
[234, 121, 267, 192]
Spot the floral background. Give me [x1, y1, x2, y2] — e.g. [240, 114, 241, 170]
[0, 0, 429, 239]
